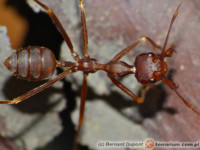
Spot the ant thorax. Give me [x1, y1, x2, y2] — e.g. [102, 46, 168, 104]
[134, 52, 168, 84]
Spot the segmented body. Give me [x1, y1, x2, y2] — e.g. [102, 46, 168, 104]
[4, 46, 57, 81]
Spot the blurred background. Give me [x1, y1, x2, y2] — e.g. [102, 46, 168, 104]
[0, 0, 200, 150]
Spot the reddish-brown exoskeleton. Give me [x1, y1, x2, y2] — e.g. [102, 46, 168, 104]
[0, 0, 199, 148]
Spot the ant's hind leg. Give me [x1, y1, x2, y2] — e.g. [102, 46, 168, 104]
[79, 0, 89, 58]
[33, 0, 80, 61]
[140, 85, 154, 101]
[108, 75, 143, 103]
[0, 68, 75, 104]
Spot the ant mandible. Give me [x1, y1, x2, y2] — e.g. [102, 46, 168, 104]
[0, 0, 199, 147]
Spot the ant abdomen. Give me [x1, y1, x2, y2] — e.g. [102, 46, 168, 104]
[4, 46, 57, 81]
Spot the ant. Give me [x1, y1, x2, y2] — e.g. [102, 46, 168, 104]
[0, 0, 199, 149]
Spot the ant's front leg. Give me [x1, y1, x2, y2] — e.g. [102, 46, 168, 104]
[140, 85, 155, 101]
[111, 37, 162, 62]
[161, 75, 200, 115]
[161, 76, 178, 90]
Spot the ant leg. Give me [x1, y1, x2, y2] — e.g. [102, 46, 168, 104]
[108, 74, 143, 103]
[79, 0, 89, 58]
[140, 85, 154, 101]
[161, 78, 178, 90]
[74, 73, 88, 147]
[0, 68, 76, 104]
[143, 36, 162, 51]
[111, 36, 162, 61]
[33, 0, 80, 61]
[161, 75, 200, 115]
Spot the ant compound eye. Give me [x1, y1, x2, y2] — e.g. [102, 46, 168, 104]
[147, 52, 155, 57]
[149, 78, 157, 83]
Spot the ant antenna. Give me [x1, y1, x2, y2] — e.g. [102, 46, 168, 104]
[159, 0, 200, 115]
[160, 0, 183, 60]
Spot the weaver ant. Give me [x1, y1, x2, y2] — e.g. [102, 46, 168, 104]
[1, 0, 199, 149]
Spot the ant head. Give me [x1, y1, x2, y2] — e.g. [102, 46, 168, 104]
[133, 0, 183, 85]
[134, 52, 168, 84]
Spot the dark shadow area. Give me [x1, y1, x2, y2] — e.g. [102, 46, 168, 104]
[85, 85, 138, 110]
[137, 84, 177, 121]
[6, 0, 63, 59]
[2, 76, 64, 113]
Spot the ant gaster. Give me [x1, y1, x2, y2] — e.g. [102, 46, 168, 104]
[1, 0, 199, 148]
